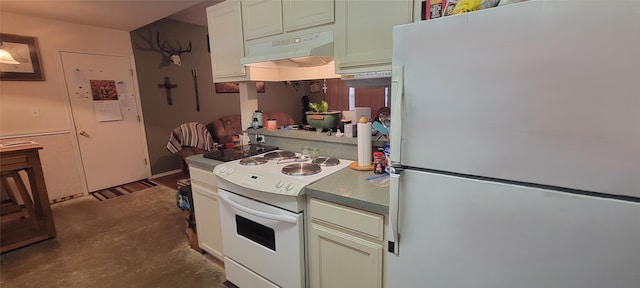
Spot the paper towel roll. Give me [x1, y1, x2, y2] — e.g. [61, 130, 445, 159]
[357, 122, 372, 167]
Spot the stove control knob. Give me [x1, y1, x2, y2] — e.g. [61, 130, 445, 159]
[276, 180, 284, 188]
[219, 167, 227, 173]
[286, 183, 294, 191]
[227, 168, 234, 175]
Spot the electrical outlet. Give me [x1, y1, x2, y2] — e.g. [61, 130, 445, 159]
[256, 134, 266, 144]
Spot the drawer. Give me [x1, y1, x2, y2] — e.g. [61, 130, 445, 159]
[189, 166, 217, 187]
[309, 198, 384, 241]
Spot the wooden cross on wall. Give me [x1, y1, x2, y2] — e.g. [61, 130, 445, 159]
[158, 77, 177, 105]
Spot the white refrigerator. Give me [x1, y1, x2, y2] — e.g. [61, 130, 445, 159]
[387, 1, 640, 287]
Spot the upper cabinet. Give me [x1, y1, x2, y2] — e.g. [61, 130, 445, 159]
[242, 0, 283, 40]
[206, 0, 248, 82]
[207, 0, 409, 82]
[242, 0, 334, 41]
[334, 0, 413, 74]
[284, 0, 335, 32]
[208, 0, 282, 82]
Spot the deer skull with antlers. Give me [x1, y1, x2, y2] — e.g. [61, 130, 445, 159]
[155, 32, 192, 66]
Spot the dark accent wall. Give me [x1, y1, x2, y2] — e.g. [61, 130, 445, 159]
[130, 19, 309, 175]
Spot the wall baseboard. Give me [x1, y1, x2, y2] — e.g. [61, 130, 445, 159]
[151, 169, 183, 179]
[50, 193, 84, 204]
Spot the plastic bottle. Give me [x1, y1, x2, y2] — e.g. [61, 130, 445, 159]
[382, 143, 391, 173]
[373, 151, 385, 174]
[253, 110, 263, 128]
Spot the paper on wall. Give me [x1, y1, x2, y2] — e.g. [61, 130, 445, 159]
[94, 100, 123, 122]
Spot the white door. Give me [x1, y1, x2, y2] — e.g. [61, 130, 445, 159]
[391, 1, 640, 197]
[388, 170, 640, 288]
[60, 52, 148, 192]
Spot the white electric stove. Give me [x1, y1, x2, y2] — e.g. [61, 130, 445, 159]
[214, 150, 352, 212]
[213, 150, 352, 288]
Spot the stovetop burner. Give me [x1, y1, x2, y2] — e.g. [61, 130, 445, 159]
[264, 151, 296, 160]
[311, 157, 341, 167]
[239, 157, 269, 166]
[281, 163, 322, 176]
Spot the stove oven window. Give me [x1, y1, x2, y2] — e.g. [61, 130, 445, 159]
[236, 215, 276, 251]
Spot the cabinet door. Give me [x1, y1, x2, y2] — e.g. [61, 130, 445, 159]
[191, 181, 224, 260]
[207, 0, 247, 80]
[309, 223, 383, 288]
[283, 0, 334, 32]
[242, 0, 284, 40]
[335, 0, 413, 73]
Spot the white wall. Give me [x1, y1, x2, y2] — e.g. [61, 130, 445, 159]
[0, 12, 138, 200]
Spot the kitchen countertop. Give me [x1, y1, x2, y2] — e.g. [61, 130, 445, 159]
[185, 154, 223, 171]
[305, 167, 390, 215]
[185, 154, 389, 215]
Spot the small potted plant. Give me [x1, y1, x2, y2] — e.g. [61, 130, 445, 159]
[305, 100, 341, 132]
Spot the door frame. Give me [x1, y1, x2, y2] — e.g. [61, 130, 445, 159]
[57, 49, 151, 195]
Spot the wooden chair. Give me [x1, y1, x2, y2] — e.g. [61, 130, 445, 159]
[0, 171, 39, 228]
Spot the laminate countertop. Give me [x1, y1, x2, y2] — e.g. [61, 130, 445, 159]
[305, 167, 390, 215]
[185, 155, 390, 215]
[185, 154, 223, 171]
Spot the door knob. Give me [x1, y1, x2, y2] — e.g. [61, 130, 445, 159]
[79, 131, 89, 137]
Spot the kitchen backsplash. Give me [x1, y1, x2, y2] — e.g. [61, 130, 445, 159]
[246, 129, 387, 161]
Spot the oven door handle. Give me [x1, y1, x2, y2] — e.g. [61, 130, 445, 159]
[219, 192, 297, 224]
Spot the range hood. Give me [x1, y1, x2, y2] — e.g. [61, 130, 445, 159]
[241, 45, 333, 68]
[240, 31, 339, 80]
[341, 71, 392, 88]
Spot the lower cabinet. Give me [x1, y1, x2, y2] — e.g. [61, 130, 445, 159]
[189, 166, 224, 261]
[307, 198, 384, 288]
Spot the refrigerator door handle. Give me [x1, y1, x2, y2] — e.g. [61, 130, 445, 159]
[388, 65, 403, 255]
[390, 66, 403, 165]
[388, 172, 401, 255]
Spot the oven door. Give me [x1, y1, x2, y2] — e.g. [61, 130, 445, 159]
[218, 189, 305, 288]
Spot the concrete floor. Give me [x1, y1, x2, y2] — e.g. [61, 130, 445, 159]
[0, 185, 227, 288]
